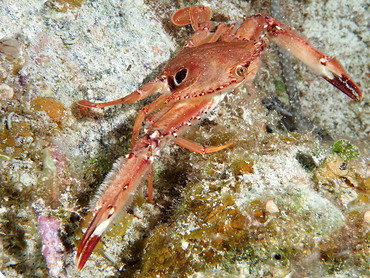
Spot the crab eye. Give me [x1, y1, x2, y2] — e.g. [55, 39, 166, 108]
[174, 68, 188, 86]
[233, 65, 248, 78]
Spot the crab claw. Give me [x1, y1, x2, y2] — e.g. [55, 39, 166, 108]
[76, 150, 152, 271]
[265, 15, 362, 101]
[318, 56, 362, 101]
[76, 204, 115, 271]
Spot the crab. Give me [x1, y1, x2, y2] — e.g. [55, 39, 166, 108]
[76, 5, 362, 270]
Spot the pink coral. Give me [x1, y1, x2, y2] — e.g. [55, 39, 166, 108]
[37, 215, 66, 278]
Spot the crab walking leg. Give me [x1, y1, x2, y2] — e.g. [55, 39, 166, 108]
[172, 5, 211, 30]
[77, 77, 170, 108]
[173, 136, 233, 154]
[224, 15, 266, 43]
[147, 163, 154, 202]
[172, 6, 215, 47]
[77, 138, 234, 270]
[76, 137, 153, 271]
[207, 22, 228, 43]
[130, 93, 170, 149]
[76, 98, 232, 270]
[76, 95, 233, 270]
[263, 15, 362, 101]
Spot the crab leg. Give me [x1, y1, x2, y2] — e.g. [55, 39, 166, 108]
[76, 137, 153, 271]
[147, 162, 154, 202]
[207, 22, 228, 43]
[172, 6, 219, 47]
[78, 77, 169, 108]
[78, 77, 171, 149]
[172, 5, 211, 30]
[77, 92, 237, 268]
[173, 136, 233, 154]
[221, 15, 265, 43]
[130, 93, 169, 149]
[263, 16, 361, 101]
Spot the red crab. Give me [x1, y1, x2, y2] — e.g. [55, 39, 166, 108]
[76, 5, 361, 270]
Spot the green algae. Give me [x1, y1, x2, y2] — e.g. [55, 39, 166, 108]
[273, 79, 286, 94]
[332, 140, 360, 162]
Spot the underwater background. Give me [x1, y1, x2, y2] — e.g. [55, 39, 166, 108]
[0, 0, 369, 277]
